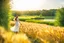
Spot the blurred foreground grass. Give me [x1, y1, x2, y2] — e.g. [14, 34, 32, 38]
[0, 21, 64, 43]
[0, 27, 31, 43]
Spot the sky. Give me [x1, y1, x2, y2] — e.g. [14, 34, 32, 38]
[11, 0, 64, 11]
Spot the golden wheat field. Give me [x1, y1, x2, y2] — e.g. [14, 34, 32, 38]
[0, 21, 64, 43]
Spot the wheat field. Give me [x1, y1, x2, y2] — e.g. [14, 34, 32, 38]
[0, 21, 64, 43]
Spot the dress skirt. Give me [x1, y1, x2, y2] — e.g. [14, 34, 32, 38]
[10, 21, 20, 32]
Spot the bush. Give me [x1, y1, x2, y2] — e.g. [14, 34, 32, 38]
[55, 8, 64, 26]
[31, 17, 44, 20]
[0, 0, 10, 29]
[26, 20, 54, 26]
[40, 21, 54, 26]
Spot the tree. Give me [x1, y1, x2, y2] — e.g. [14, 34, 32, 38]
[55, 7, 64, 26]
[0, 0, 10, 29]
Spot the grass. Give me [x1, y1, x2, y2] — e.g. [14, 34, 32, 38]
[0, 26, 31, 43]
[42, 16, 54, 19]
[19, 21, 64, 43]
[26, 19, 55, 26]
[19, 16, 38, 19]
[1, 16, 63, 43]
[10, 16, 55, 26]
[18, 16, 54, 19]
[15, 16, 55, 26]
[1, 21, 64, 43]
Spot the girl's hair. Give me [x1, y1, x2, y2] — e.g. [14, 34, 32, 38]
[15, 15, 18, 21]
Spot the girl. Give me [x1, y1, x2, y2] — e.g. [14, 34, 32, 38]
[10, 15, 20, 33]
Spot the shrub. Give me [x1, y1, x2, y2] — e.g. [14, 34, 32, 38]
[55, 7, 64, 26]
[0, 0, 10, 29]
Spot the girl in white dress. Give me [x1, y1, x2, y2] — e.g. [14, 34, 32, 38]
[10, 15, 20, 33]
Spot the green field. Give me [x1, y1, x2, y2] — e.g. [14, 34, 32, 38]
[19, 16, 54, 19]
[18, 16, 55, 25]
[10, 16, 55, 26]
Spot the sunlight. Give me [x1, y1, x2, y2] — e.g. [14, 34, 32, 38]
[11, 0, 45, 11]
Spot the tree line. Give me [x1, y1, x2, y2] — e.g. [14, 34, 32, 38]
[12, 9, 57, 16]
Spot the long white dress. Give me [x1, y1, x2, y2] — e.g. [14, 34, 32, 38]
[10, 18, 20, 32]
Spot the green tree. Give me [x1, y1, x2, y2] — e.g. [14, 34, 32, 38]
[0, 0, 10, 29]
[55, 7, 64, 26]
